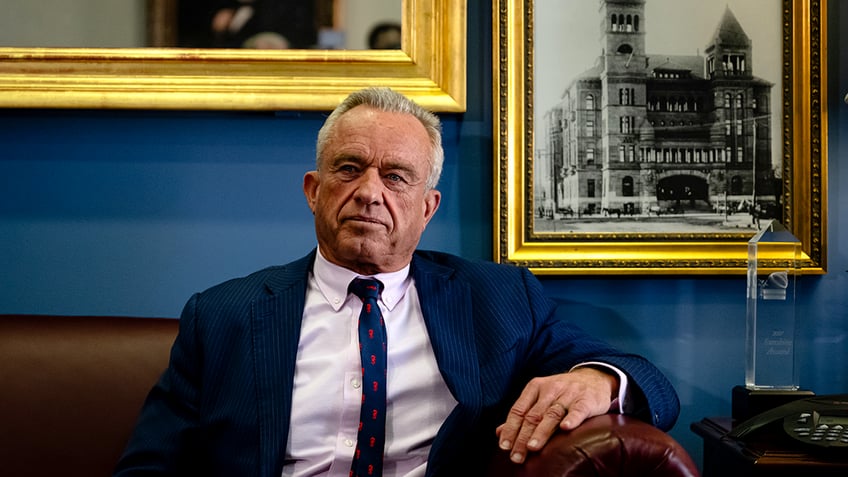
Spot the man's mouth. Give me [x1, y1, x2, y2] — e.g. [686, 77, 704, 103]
[346, 216, 385, 226]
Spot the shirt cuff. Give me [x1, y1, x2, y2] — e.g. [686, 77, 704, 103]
[570, 362, 631, 414]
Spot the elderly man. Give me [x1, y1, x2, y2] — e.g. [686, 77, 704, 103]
[114, 87, 679, 477]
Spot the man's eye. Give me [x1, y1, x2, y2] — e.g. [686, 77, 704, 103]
[386, 173, 405, 183]
[338, 164, 358, 173]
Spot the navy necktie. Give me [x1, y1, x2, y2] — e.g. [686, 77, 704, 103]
[348, 278, 387, 477]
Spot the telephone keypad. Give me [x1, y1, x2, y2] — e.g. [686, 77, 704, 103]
[784, 411, 848, 448]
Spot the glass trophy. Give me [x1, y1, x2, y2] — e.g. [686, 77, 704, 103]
[745, 219, 801, 390]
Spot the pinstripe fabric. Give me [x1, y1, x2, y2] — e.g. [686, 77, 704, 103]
[252, 259, 311, 477]
[114, 249, 680, 477]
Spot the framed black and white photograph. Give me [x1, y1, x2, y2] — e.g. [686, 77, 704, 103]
[494, 0, 827, 274]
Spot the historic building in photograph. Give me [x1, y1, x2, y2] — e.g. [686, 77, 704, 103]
[537, 0, 776, 219]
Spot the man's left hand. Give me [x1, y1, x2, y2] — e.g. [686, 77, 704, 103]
[495, 367, 619, 464]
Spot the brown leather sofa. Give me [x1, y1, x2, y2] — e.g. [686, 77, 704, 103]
[0, 314, 699, 477]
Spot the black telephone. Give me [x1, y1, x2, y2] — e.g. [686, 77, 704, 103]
[728, 394, 848, 449]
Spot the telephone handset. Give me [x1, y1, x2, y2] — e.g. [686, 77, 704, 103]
[729, 394, 848, 449]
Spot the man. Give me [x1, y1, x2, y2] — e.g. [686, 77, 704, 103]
[205, 0, 317, 49]
[114, 87, 679, 476]
[368, 22, 402, 49]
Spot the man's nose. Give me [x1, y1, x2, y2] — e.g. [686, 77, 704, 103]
[354, 168, 383, 204]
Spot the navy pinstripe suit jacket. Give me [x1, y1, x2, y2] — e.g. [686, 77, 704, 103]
[115, 250, 680, 477]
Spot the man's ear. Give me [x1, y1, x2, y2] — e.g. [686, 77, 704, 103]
[422, 189, 441, 227]
[303, 171, 319, 213]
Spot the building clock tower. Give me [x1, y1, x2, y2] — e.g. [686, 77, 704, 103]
[598, 0, 649, 213]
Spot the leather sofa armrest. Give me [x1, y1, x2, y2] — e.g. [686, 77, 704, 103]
[487, 414, 699, 477]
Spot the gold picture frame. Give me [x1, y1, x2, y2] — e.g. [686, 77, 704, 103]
[493, 0, 827, 275]
[0, 0, 466, 112]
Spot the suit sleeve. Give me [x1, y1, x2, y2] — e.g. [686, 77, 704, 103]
[518, 268, 681, 431]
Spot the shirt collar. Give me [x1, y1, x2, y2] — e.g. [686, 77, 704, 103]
[313, 247, 412, 312]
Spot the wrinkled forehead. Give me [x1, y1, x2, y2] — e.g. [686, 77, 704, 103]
[322, 106, 433, 164]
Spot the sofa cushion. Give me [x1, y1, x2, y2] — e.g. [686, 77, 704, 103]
[0, 314, 177, 477]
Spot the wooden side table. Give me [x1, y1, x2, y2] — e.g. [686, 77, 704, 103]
[691, 417, 848, 477]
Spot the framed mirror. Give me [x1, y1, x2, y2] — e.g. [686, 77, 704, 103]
[0, 0, 466, 111]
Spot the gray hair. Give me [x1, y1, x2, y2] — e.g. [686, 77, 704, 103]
[316, 87, 444, 190]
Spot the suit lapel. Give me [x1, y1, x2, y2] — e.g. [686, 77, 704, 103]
[412, 256, 481, 409]
[252, 253, 314, 477]
[412, 256, 483, 469]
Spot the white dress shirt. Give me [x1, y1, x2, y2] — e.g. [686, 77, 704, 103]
[282, 251, 457, 477]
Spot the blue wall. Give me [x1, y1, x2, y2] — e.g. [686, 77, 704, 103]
[1, 0, 846, 469]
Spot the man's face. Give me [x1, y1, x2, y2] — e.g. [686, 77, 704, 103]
[303, 105, 441, 274]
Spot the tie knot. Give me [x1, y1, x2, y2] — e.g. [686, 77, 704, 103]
[349, 277, 383, 301]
